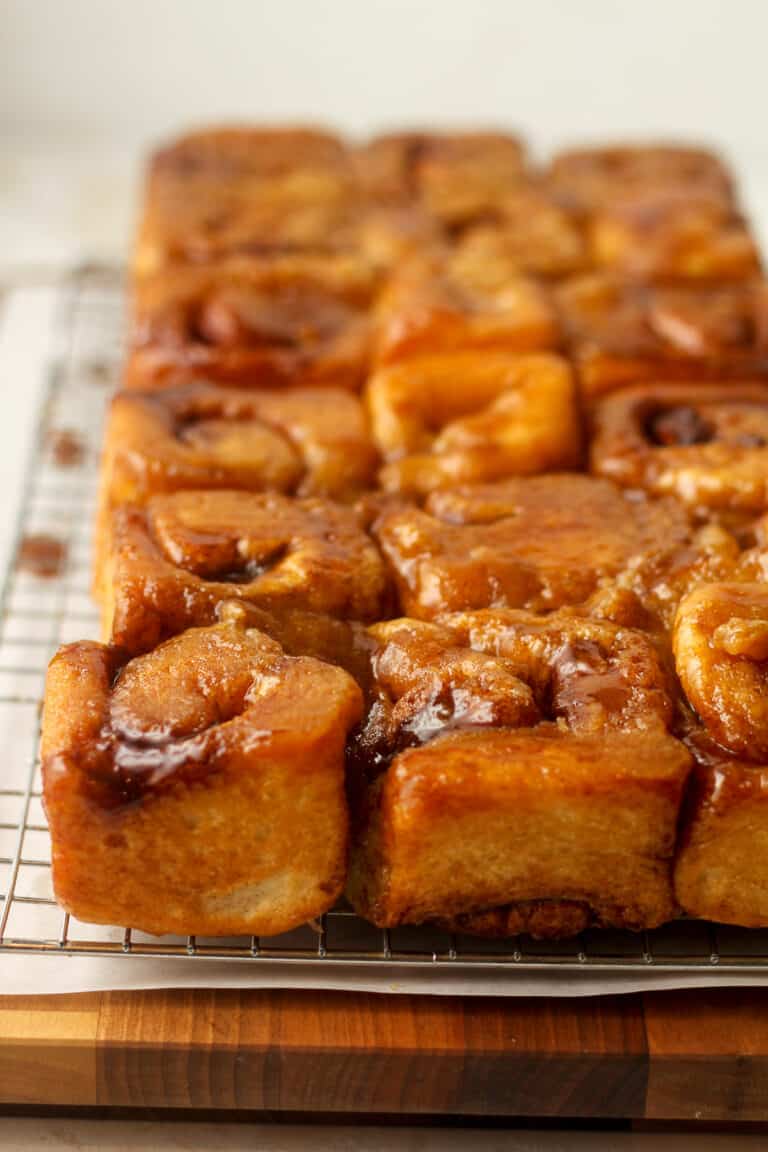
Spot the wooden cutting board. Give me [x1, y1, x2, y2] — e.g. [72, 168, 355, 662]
[0, 987, 767, 1122]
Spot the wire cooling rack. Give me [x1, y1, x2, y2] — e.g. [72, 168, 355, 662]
[3, 264, 768, 976]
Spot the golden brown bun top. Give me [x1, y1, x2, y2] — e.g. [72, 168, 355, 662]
[150, 125, 349, 180]
[354, 129, 528, 225]
[558, 274, 768, 359]
[589, 380, 768, 511]
[132, 255, 377, 347]
[121, 488, 389, 621]
[42, 617, 362, 808]
[674, 581, 768, 762]
[105, 380, 378, 501]
[350, 608, 678, 779]
[548, 143, 735, 213]
[371, 471, 739, 631]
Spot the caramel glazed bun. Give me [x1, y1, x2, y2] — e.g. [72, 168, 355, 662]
[100, 381, 378, 505]
[346, 611, 691, 936]
[125, 256, 377, 391]
[100, 489, 391, 655]
[42, 614, 362, 937]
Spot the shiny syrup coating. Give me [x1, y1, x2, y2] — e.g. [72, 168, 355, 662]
[590, 382, 768, 513]
[373, 473, 705, 622]
[349, 608, 678, 780]
[43, 620, 362, 808]
[18, 535, 67, 579]
[674, 582, 768, 761]
[49, 428, 86, 468]
[103, 380, 378, 506]
[107, 489, 391, 655]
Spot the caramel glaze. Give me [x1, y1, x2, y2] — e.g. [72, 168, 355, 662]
[192, 284, 359, 349]
[446, 192, 589, 280]
[17, 534, 67, 579]
[139, 190, 370, 276]
[354, 132, 527, 213]
[588, 189, 761, 284]
[346, 610, 678, 789]
[45, 631, 273, 808]
[590, 382, 768, 513]
[150, 127, 349, 181]
[547, 145, 735, 216]
[216, 601, 376, 688]
[368, 353, 582, 497]
[673, 581, 768, 760]
[106, 490, 393, 655]
[662, 578, 768, 840]
[43, 641, 137, 808]
[49, 428, 86, 468]
[374, 253, 559, 365]
[118, 382, 377, 499]
[556, 276, 768, 396]
[126, 257, 376, 391]
[104, 381, 378, 504]
[44, 621, 362, 809]
[673, 712, 768, 853]
[372, 473, 707, 624]
[156, 490, 384, 599]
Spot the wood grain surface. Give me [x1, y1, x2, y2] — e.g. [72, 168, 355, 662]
[1, 988, 768, 1120]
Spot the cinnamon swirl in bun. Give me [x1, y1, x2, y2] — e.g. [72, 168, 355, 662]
[101, 490, 389, 654]
[42, 617, 362, 936]
[347, 611, 690, 935]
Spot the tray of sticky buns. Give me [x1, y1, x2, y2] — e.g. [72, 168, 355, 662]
[39, 125, 768, 943]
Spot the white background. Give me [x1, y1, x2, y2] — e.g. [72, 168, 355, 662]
[1, 2, 768, 1147]
[2, 0, 768, 266]
[3, 0, 768, 159]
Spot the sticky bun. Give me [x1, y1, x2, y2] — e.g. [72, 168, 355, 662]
[135, 126, 357, 273]
[547, 144, 735, 215]
[100, 490, 389, 654]
[374, 253, 559, 363]
[353, 131, 527, 223]
[590, 381, 768, 513]
[674, 581, 768, 761]
[41, 617, 362, 936]
[148, 125, 349, 181]
[674, 733, 768, 929]
[448, 189, 588, 280]
[43, 125, 768, 939]
[126, 256, 376, 391]
[589, 189, 761, 283]
[101, 381, 377, 508]
[670, 583, 768, 927]
[372, 473, 702, 621]
[367, 352, 581, 495]
[347, 611, 691, 934]
[558, 274, 768, 395]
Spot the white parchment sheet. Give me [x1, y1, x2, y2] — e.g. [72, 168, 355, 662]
[7, 953, 768, 998]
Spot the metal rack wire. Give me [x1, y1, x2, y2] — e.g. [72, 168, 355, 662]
[2, 264, 768, 975]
